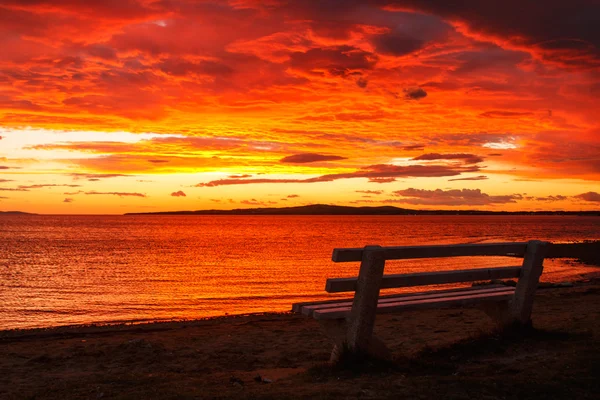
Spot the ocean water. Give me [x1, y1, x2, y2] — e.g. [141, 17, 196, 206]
[0, 215, 598, 330]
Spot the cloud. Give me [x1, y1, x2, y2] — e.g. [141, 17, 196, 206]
[148, 159, 169, 163]
[480, 111, 534, 118]
[402, 144, 426, 151]
[412, 153, 484, 164]
[171, 190, 187, 197]
[574, 192, 600, 202]
[196, 163, 479, 187]
[240, 198, 268, 206]
[0, 187, 28, 191]
[70, 173, 130, 181]
[280, 153, 347, 163]
[287, 194, 300, 198]
[529, 195, 568, 202]
[356, 190, 384, 195]
[403, 87, 427, 100]
[228, 174, 252, 179]
[448, 175, 488, 181]
[387, 0, 600, 68]
[63, 198, 74, 203]
[289, 45, 378, 77]
[84, 191, 146, 197]
[368, 177, 397, 184]
[0, 179, 13, 183]
[391, 188, 521, 206]
[18, 184, 81, 189]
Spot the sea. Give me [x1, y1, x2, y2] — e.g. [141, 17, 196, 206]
[1, 215, 598, 330]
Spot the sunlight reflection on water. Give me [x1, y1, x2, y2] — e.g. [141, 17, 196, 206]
[0, 215, 598, 329]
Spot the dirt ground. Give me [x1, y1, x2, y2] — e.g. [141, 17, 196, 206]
[1, 282, 598, 399]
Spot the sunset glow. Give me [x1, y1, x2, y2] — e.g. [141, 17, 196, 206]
[1, 0, 598, 214]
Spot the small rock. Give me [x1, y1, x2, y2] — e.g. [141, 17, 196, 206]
[253, 374, 262, 382]
[229, 376, 244, 387]
[262, 378, 272, 384]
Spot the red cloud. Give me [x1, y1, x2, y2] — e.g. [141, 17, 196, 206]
[280, 153, 347, 163]
[448, 175, 488, 181]
[171, 190, 186, 197]
[412, 153, 484, 164]
[85, 191, 146, 197]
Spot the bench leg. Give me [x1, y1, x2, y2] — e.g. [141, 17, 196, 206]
[479, 300, 512, 328]
[318, 320, 392, 363]
[318, 319, 347, 363]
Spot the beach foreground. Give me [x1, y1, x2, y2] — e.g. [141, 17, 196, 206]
[1, 282, 598, 399]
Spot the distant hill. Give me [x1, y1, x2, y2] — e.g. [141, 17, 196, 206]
[0, 211, 36, 215]
[124, 204, 600, 216]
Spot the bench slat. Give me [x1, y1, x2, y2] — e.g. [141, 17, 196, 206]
[545, 242, 600, 258]
[332, 242, 528, 262]
[326, 266, 522, 293]
[291, 284, 509, 313]
[299, 286, 515, 317]
[313, 290, 515, 320]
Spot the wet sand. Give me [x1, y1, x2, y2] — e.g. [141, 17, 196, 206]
[1, 281, 598, 399]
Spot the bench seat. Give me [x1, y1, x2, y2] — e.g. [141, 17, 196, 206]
[293, 284, 515, 320]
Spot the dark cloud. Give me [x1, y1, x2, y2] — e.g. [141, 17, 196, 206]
[392, 188, 521, 206]
[289, 45, 378, 77]
[196, 163, 479, 187]
[402, 144, 426, 151]
[63, 198, 74, 203]
[480, 111, 534, 118]
[148, 159, 169, 164]
[85, 191, 146, 197]
[448, 175, 488, 181]
[574, 192, 600, 202]
[403, 87, 427, 100]
[0, 179, 13, 183]
[157, 58, 234, 77]
[412, 153, 484, 164]
[287, 194, 300, 198]
[388, 0, 600, 68]
[280, 153, 347, 163]
[356, 77, 368, 88]
[373, 33, 424, 56]
[171, 190, 186, 197]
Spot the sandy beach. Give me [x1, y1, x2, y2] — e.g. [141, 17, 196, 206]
[1, 280, 598, 399]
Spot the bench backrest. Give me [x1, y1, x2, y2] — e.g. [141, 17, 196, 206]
[327, 241, 600, 293]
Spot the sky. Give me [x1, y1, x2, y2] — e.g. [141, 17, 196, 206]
[0, 0, 599, 214]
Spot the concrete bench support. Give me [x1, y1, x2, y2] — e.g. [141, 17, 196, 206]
[512, 240, 549, 325]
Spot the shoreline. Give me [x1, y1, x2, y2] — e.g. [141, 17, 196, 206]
[1, 280, 598, 399]
[3, 274, 599, 336]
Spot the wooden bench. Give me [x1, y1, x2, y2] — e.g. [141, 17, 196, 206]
[292, 240, 597, 361]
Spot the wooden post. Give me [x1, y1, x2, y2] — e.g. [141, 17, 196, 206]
[512, 240, 549, 325]
[346, 245, 386, 355]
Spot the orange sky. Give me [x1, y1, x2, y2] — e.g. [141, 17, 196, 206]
[0, 0, 599, 214]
